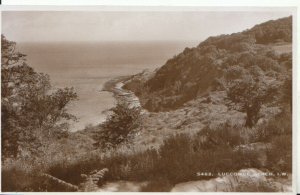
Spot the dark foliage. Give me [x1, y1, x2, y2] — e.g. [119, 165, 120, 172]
[1, 35, 78, 158]
[245, 16, 292, 44]
[223, 65, 279, 127]
[46, 124, 262, 190]
[5, 116, 292, 192]
[126, 16, 292, 112]
[93, 103, 141, 149]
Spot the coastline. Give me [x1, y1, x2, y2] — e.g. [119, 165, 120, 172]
[102, 75, 141, 109]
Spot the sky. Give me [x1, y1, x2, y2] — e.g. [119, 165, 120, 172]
[2, 10, 293, 42]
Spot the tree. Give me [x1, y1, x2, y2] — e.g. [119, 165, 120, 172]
[223, 65, 278, 127]
[1, 35, 78, 158]
[94, 103, 141, 149]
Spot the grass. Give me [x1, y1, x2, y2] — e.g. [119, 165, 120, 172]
[2, 111, 292, 192]
[44, 125, 263, 191]
[266, 134, 292, 173]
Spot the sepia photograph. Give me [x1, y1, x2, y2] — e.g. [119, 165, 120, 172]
[1, 6, 295, 192]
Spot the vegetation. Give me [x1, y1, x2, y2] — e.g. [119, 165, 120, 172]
[2, 16, 292, 192]
[21, 114, 288, 192]
[126, 16, 292, 112]
[1, 35, 79, 191]
[93, 103, 141, 149]
[41, 124, 257, 189]
[1, 35, 78, 159]
[2, 110, 291, 192]
[223, 65, 278, 127]
[245, 16, 292, 44]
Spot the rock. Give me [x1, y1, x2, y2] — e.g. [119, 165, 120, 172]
[268, 174, 292, 192]
[97, 181, 148, 192]
[271, 181, 292, 192]
[171, 168, 291, 192]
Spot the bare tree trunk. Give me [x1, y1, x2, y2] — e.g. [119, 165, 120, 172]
[41, 173, 79, 191]
[245, 106, 254, 127]
[245, 102, 261, 128]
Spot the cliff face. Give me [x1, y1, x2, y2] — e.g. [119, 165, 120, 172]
[124, 16, 292, 112]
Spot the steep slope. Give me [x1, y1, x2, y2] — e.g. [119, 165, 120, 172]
[124, 16, 292, 112]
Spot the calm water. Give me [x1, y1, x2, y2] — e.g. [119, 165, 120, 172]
[17, 41, 197, 131]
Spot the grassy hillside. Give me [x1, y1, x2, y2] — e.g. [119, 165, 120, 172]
[124, 16, 292, 112]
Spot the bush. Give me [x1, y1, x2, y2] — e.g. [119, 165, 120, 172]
[255, 111, 292, 142]
[1, 35, 78, 158]
[195, 124, 243, 148]
[94, 103, 141, 149]
[245, 16, 292, 44]
[1, 167, 70, 192]
[155, 132, 261, 185]
[45, 124, 261, 191]
[247, 111, 292, 173]
[8, 124, 266, 192]
[46, 148, 158, 186]
[266, 134, 292, 173]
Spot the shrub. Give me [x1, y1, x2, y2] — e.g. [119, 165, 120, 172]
[224, 65, 279, 127]
[1, 166, 73, 192]
[11, 124, 264, 192]
[94, 103, 141, 149]
[266, 134, 292, 173]
[255, 111, 292, 142]
[195, 124, 243, 148]
[1, 35, 78, 158]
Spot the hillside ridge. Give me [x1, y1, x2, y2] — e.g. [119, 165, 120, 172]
[124, 16, 292, 112]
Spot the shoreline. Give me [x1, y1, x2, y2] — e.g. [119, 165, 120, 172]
[102, 75, 141, 109]
[102, 75, 132, 93]
[75, 75, 141, 132]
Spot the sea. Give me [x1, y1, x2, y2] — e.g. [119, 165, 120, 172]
[17, 41, 198, 131]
